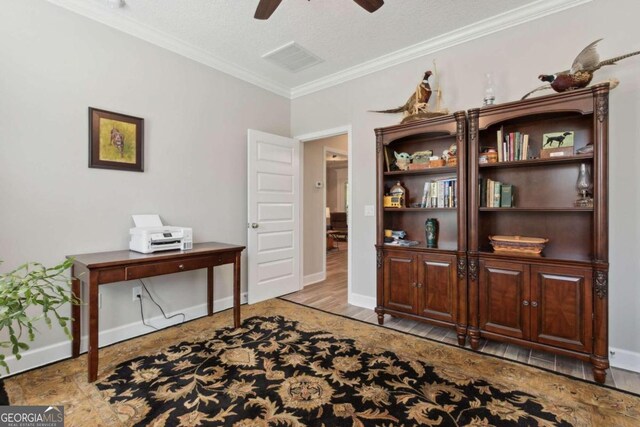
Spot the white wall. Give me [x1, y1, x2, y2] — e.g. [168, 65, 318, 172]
[0, 0, 290, 373]
[302, 135, 347, 278]
[291, 0, 640, 365]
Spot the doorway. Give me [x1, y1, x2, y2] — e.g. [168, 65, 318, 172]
[284, 126, 352, 310]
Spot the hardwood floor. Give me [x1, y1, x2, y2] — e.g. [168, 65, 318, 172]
[282, 245, 640, 395]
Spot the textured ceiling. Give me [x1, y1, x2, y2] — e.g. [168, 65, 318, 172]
[47, 0, 588, 97]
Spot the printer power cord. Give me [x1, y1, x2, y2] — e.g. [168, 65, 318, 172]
[137, 279, 186, 330]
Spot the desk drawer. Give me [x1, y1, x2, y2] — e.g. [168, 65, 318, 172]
[125, 256, 213, 280]
[213, 252, 236, 266]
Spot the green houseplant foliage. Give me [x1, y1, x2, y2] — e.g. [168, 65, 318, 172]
[0, 258, 80, 373]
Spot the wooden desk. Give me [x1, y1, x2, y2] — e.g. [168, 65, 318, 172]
[67, 242, 245, 383]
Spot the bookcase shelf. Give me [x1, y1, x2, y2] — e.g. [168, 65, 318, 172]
[476, 250, 593, 265]
[478, 207, 593, 212]
[382, 243, 458, 253]
[385, 207, 457, 212]
[384, 166, 457, 176]
[479, 154, 593, 169]
[376, 112, 468, 347]
[467, 83, 610, 384]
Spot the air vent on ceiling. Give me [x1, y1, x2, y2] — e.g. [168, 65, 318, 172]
[262, 42, 323, 73]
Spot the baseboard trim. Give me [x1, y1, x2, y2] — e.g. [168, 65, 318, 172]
[2, 293, 247, 377]
[348, 292, 376, 310]
[303, 271, 326, 287]
[610, 347, 640, 373]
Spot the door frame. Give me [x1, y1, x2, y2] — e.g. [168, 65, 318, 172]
[323, 145, 348, 274]
[295, 125, 353, 303]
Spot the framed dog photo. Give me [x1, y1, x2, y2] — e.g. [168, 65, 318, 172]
[540, 131, 575, 158]
[89, 107, 144, 172]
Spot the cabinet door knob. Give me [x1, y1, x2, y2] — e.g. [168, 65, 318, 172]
[522, 300, 529, 306]
[178, 264, 185, 270]
[417, 283, 423, 288]
[531, 301, 538, 307]
[412, 282, 417, 288]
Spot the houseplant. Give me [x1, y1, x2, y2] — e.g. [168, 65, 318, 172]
[0, 258, 80, 373]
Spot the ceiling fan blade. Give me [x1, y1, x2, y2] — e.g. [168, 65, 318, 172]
[254, 0, 283, 20]
[353, 0, 384, 13]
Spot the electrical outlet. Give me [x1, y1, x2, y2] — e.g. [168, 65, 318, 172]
[133, 286, 142, 302]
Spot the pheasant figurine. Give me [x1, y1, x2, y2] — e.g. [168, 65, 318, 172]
[373, 70, 433, 116]
[522, 39, 640, 99]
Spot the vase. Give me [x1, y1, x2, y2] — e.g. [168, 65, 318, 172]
[425, 218, 438, 248]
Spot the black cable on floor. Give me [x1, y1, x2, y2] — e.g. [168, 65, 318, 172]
[137, 279, 186, 329]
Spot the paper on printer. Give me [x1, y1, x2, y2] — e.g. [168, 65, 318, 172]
[129, 214, 193, 254]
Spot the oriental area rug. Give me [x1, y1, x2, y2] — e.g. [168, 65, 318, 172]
[2, 299, 639, 426]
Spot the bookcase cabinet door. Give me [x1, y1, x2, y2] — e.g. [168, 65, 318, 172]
[479, 260, 530, 340]
[530, 265, 593, 353]
[417, 253, 456, 323]
[383, 251, 417, 314]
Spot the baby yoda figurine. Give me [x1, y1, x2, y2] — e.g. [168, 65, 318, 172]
[410, 150, 434, 164]
[393, 151, 411, 171]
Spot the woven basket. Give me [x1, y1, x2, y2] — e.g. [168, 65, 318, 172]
[489, 235, 548, 255]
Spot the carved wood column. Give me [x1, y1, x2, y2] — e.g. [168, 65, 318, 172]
[591, 84, 610, 384]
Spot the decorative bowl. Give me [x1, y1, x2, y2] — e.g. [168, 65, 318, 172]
[489, 235, 548, 256]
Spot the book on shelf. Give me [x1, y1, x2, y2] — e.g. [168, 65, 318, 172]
[422, 177, 457, 208]
[493, 181, 502, 207]
[496, 129, 530, 162]
[420, 181, 430, 208]
[480, 178, 514, 208]
[500, 184, 513, 208]
[497, 127, 503, 163]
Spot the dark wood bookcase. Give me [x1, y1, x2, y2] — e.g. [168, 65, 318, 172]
[467, 83, 610, 383]
[375, 112, 468, 345]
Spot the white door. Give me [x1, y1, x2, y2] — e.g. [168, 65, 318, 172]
[247, 129, 301, 304]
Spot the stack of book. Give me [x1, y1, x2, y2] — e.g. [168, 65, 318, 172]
[479, 178, 514, 208]
[497, 127, 530, 162]
[420, 177, 457, 208]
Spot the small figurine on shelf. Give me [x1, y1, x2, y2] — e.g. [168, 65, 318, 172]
[409, 150, 433, 170]
[393, 151, 411, 171]
[443, 143, 458, 166]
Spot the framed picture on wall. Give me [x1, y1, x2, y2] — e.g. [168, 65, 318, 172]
[89, 107, 144, 172]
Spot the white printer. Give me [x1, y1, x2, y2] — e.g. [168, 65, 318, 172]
[129, 214, 193, 254]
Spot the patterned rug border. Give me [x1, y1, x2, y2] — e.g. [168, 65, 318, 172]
[277, 297, 640, 399]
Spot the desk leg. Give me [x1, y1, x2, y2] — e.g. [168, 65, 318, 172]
[234, 252, 241, 328]
[88, 273, 99, 383]
[71, 271, 81, 359]
[207, 266, 214, 316]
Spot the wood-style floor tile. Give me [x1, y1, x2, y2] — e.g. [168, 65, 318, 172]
[282, 249, 640, 394]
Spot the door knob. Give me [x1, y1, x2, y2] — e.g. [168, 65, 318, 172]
[531, 301, 538, 307]
[251, 223, 259, 229]
[522, 300, 529, 306]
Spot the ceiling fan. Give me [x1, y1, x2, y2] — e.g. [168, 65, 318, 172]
[254, 0, 384, 20]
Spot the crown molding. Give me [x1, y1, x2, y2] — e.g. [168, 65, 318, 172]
[45, 0, 591, 100]
[290, 0, 593, 99]
[44, 0, 291, 98]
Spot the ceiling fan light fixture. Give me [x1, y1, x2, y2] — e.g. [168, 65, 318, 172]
[254, 0, 384, 19]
